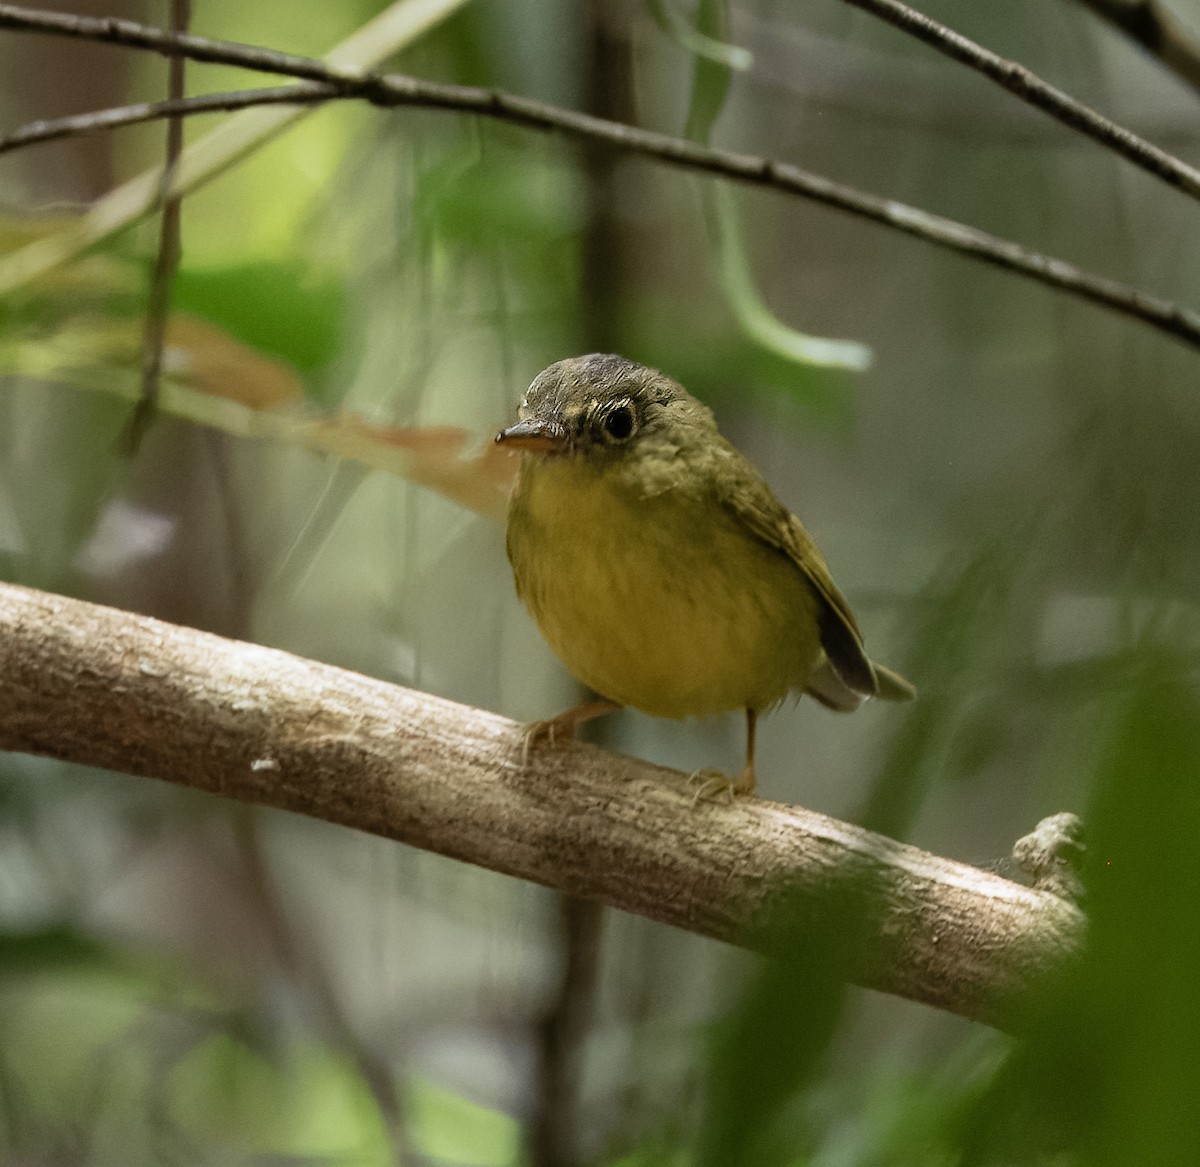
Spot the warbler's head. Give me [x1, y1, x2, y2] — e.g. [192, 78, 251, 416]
[495, 354, 714, 462]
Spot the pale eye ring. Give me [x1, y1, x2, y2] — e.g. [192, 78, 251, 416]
[603, 404, 635, 441]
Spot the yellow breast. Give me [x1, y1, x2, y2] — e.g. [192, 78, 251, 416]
[506, 454, 823, 719]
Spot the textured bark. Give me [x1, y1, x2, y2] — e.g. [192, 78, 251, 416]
[0, 581, 1085, 1026]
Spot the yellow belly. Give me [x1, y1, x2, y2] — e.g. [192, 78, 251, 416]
[507, 457, 822, 718]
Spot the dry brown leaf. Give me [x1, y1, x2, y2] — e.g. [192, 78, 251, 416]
[310, 416, 517, 521]
[164, 314, 304, 410]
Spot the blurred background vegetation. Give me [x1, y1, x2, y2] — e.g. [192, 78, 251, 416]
[3, 0, 1200, 1163]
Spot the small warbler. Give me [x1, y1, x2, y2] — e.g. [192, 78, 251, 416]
[496, 353, 914, 799]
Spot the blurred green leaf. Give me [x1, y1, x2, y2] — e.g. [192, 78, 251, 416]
[679, 1, 871, 388]
[809, 1035, 1006, 1167]
[649, 0, 753, 71]
[0, 314, 304, 410]
[415, 141, 584, 254]
[0, 213, 145, 333]
[0, 927, 120, 977]
[627, 317, 857, 435]
[0, 0, 475, 294]
[0, 318, 513, 518]
[958, 651, 1200, 1167]
[173, 1034, 391, 1162]
[707, 186, 873, 374]
[696, 887, 875, 1167]
[608, 1143, 691, 1167]
[172, 261, 344, 376]
[406, 1075, 520, 1166]
[683, 0, 738, 145]
[858, 530, 1032, 839]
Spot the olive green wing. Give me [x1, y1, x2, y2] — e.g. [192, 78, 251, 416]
[717, 453, 879, 698]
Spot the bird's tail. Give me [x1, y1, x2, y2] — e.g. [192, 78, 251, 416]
[804, 657, 916, 712]
[871, 661, 917, 702]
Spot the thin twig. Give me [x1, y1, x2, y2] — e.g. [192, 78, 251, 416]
[0, 581, 1087, 1029]
[125, 0, 190, 453]
[3, 6, 1200, 348]
[0, 0, 473, 296]
[4, 91, 1200, 351]
[1073, 0, 1200, 96]
[837, 0, 1200, 198]
[0, 84, 334, 151]
[0, 2, 349, 80]
[5, 0, 1200, 204]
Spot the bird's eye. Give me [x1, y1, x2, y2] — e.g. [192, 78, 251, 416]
[603, 405, 635, 441]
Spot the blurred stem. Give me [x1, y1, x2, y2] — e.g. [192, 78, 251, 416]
[0, 0, 475, 295]
[834, 0, 1200, 197]
[526, 8, 637, 1165]
[202, 432, 411, 1158]
[3, 46, 1198, 347]
[579, 0, 637, 352]
[8, 0, 1195, 206]
[648, 0, 752, 70]
[682, 0, 873, 372]
[202, 432, 255, 639]
[126, 0, 189, 454]
[232, 808, 413, 1163]
[1072, 0, 1200, 95]
[530, 897, 605, 1167]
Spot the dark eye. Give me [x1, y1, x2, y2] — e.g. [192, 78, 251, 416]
[603, 405, 635, 441]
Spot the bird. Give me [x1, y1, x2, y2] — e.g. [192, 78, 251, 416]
[495, 353, 914, 799]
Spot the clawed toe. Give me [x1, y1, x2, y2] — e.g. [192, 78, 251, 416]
[688, 764, 757, 806]
[521, 718, 564, 765]
[519, 700, 622, 766]
[689, 769, 735, 806]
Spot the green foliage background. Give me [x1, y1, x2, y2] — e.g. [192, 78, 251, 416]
[3, 0, 1200, 1164]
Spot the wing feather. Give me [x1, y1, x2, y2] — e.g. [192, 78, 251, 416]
[716, 448, 878, 697]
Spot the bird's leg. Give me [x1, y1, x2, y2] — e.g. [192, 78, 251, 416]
[733, 708, 758, 798]
[690, 708, 759, 804]
[521, 699, 621, 764]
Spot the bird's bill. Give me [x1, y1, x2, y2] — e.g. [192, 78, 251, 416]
[495, 418, 569, 454]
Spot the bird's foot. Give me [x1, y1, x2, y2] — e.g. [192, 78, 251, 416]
[521, 715, 569, 765]
[689, 762, 757, 806]
[689, 769, 734, 806]
[520, 700, 620, 765]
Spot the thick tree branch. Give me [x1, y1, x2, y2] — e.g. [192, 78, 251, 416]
[2, 9, 1200, 350]
[1074, 0, 1200, 96]
[0, 581, 1085, 1028]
